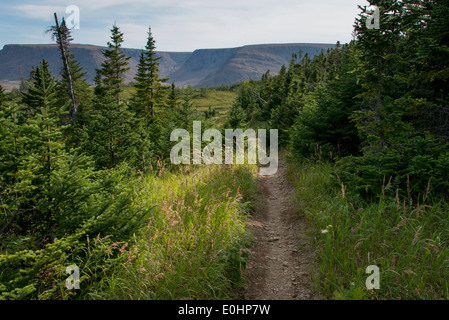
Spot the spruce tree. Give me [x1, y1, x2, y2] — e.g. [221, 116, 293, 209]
[96, 24, 130, 104]
[0, 84, 5, 106]
[22, 59, 57, 114]
[127, 27, 171, 167]
[86, 97, 136, 169]
[3, 60, 100, 239]
[18, 60, 66, 231]
[352, 0, 404, 149]
[168, 82, 177, 109]
[131, 27, 168, 120]
[401, 0, 449, 139]
[87, 25, 137, 169]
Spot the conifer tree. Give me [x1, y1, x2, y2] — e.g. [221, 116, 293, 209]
[401, 0, 449, 139]
[19, 60, 66, 230]
[352, 0, 404, 148]
[87, 25, 137, 169]
[126, 27, 171, 167]
[86, 98, 136, 169]
[22, 59, 57, 114]
[0, 84, 5, 106]
[131, 27, 168, 120]
[2, 60, 101, 239]
[167, 82, 178, 109]
[96, 24, 130, 104]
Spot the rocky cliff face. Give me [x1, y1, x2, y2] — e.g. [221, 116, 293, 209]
[195, 43, 334, 88]
[0, 43, 335, 90]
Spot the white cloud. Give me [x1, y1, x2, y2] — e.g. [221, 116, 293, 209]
[137, 0, 366, 50]
[13, 4, 66, 21]
[4, 0, 370, 51]
[119, 23, 151, 49]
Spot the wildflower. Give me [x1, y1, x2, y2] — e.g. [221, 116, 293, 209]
[321, 229, 329, 234]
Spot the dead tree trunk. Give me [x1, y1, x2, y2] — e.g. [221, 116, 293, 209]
[54, 12, 77, 123]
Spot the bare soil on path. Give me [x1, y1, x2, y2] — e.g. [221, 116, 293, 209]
[239, 158, 320, 300]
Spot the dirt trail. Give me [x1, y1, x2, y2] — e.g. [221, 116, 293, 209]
[240, 158, 319, 300]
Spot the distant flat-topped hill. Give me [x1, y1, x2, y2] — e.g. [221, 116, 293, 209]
[0, 43, 335, 90]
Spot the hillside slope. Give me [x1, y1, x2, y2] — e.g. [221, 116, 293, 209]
[0, 43, 335, 89]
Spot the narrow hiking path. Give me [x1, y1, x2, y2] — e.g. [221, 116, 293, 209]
[240, 158, 319, 300]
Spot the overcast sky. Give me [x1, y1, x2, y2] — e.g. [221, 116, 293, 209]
[0, 0, 369, 52]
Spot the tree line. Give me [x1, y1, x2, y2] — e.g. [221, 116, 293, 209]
[228, 0, 449, 200]
[0, 18, 204, 299]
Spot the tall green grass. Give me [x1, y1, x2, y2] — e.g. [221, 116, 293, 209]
[85, 163, 258, 300]
[0, 162, 257, 300]
[286, 157, 449, 300]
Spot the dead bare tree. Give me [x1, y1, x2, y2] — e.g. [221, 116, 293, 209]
[49, 13, 77, 123]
